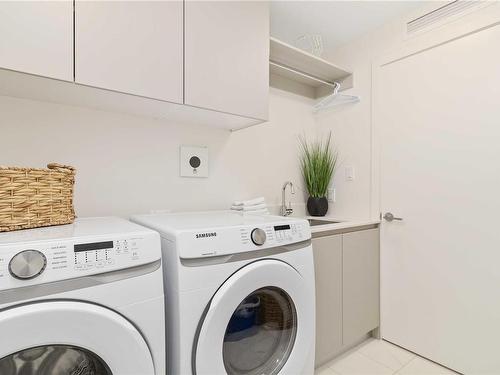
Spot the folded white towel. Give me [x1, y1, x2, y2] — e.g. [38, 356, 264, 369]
[247, 208, 269, 214]
[232, 197, 265, 207]
[231, 203, 267, 211]
[233, 207, 270, 215]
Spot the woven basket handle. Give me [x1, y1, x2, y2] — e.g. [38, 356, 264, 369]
[47, 163, 76, 172]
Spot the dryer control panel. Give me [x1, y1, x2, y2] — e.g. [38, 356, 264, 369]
[0, 218, 160, 291]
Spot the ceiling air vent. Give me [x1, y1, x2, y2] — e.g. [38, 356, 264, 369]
[407, 1, 486, 35]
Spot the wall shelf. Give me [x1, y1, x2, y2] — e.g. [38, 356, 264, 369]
[269, 37, 353, 99]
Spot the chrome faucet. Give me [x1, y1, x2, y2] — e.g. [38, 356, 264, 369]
[280, 181, 295, 216]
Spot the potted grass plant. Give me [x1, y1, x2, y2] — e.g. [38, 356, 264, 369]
[299, 132, 338, 216]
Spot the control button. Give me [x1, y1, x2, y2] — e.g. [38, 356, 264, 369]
[251, 228, 266, 246]
[9, 250, 47, 280]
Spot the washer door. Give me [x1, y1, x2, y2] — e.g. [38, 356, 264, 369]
[195, 259, 314, 375]
[0, 301, 155, 374]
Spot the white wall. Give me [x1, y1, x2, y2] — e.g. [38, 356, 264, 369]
[5, 2, 476, 221]
[1, 88, 315, 218]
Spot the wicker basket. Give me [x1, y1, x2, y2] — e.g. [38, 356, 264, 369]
[0, 163, 76, 232]
[259, 292, 295, 331]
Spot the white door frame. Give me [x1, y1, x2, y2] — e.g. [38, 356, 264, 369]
[371, 4, 500, 337]
[372, 4, 500, 344]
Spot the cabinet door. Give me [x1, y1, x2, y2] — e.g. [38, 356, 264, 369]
[0, 1, 73, 81]
[312, 235, 342, 367]
[75, 1, 183, 103]
[343, 228, 380, 345]
[184, 1, 269, 120]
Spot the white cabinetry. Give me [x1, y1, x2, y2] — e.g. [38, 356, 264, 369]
[1, 1, 269, 129]
[313, 234, 343, 366]
[312, 227, 380, 367]
[343, 228, 380, 345]
[0, 1, 73, 81]
[184, 1, 269, 121]
[75, 1, 183, 103]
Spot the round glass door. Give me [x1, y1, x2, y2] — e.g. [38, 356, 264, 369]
[223, 287, 297, 375]
[194, 260, 314, 375]
[0, 345, 111, 375]
[0, 301, 155, 375]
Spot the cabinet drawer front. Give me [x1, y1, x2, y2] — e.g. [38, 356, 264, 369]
[342, 228, 380, 345]
[184, 1, 269, 120]
[0, 1, 73, 81]
[312, 235, 342, 366]
[75, 1, 183, 103]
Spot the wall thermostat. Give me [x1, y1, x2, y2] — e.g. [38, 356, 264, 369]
[180, 146, 208, 178]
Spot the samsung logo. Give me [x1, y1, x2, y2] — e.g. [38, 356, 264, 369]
[195, 232, 217, 239]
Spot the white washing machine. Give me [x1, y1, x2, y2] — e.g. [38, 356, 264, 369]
[131, 211, 315, 375]
[0, 217, 165, 375]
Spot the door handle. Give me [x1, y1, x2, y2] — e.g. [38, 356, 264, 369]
[383, 212, 403, 222]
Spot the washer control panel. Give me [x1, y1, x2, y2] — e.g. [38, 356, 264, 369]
[176, 217, 310, 259]
[72, 239, 141, 271]
[0, 232, 159, 291]
[240, 223, 307, 247]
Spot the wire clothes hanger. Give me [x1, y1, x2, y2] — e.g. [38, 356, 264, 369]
[313, 81, 360, 113]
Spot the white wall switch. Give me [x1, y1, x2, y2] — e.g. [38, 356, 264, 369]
[180, 146, 208, 178]
[345, 166, 355, 181]
[327, 186, 336, 202]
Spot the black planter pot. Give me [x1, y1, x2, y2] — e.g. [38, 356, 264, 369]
[307, 196, 329, 217]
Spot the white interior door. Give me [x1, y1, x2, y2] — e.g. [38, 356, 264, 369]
[376, 23, 500, 374]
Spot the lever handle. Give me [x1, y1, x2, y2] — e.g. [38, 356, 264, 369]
[383, 212, 403, 222]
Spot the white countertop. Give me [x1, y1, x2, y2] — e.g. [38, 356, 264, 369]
[266, 204, 380, 233]
[303, 215, 381, 234]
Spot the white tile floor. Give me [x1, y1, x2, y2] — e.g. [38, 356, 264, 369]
[315, 339, 459, 375]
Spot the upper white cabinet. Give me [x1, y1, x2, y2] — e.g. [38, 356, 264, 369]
[0, 1, 73, 81]
[1, 1, 269, 129]
[184, 1, 269, 121]
[75, 1, 183, 103]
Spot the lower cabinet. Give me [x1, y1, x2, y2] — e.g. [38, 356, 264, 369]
[312, 227, 380, 367]
[313, 234, 343, 366]
[343, 228, 380, 344]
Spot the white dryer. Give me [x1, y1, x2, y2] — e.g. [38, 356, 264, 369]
[0, 217, 165, 375]
[131, 211, 315, 375]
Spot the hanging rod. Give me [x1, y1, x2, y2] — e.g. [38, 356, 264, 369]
[269, 61, 338, 88]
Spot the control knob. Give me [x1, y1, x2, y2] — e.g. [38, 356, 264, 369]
[9, 250, 47, 280]
[251, 228, 266, 246]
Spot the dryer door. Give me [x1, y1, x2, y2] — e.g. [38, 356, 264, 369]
[0, 301, 155, 374]
[195, 259, 314, 375]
